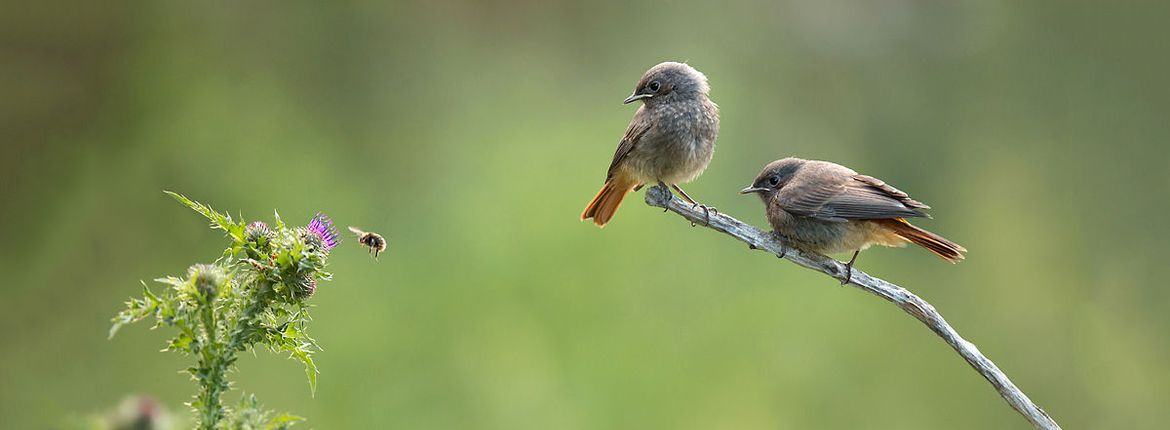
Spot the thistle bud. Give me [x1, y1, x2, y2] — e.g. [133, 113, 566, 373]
[298, 227, 323, 251]
[244, 221, 273, 246]
[291, 272, 317, 300]
[188, 264, 226, 299]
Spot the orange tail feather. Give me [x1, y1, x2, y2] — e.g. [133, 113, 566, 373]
[581, 177, 637, 227]
[879, 219, 967, 263]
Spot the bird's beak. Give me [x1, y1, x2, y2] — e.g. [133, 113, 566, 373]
[740, 186, 767, 195]
[623, 93, 652, 104]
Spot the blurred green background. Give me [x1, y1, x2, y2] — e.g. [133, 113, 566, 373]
[3, 1, 1168, 428]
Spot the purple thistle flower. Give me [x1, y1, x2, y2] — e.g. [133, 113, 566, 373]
[306, 212, 340, 251]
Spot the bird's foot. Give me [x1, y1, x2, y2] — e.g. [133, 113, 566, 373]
[690, 203, 717, 226]
[655, 181, 673, 211]
[770, 232, 790, 258]
[840, 250, 860, 285]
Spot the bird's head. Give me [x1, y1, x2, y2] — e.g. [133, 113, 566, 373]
[624, 61, 711, 106]
[741, 157, 806, 201]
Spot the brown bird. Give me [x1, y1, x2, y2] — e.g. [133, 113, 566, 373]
[581, 62, 720, 227]
[741, 157, 966, 283]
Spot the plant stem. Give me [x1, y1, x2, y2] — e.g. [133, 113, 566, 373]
[195, 279, 274, 429]
[229, 280, 272, 351]
[197, 295, 227, 429]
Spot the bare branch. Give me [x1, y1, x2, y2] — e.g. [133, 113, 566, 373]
[644, 184, 1060, 430]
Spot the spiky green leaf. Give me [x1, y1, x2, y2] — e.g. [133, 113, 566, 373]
[165, 191, 245, 242]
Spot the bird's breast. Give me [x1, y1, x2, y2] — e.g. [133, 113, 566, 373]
[768, 209, 907, 255]
[646, 101, 717, 182]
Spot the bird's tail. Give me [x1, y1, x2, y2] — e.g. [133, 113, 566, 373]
[879, 218, 967, 263]
[581, 176, 638, 227]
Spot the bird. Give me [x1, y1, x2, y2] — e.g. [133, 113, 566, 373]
[581, 61, 720, 227]
[741, 157, 966, 283]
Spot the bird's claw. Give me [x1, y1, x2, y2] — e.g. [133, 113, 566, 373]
[654, 182, 673, 212]
[840, 251, 860, 285]
[690, 203, 716, 226]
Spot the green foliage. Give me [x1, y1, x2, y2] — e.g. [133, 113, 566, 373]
[165, 191, 245, 245]
[111, 194, 338, 429]
[225, 394, 304, 430]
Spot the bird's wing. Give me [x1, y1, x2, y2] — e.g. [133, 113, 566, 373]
[605, 110, 652, 179]
[852, 175, 931, 211]
[777, 174, 930, 222]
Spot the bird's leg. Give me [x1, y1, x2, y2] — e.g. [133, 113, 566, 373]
[671, 184, 716, 226]
[669, 183, 697, 204]
[841, 250, 860, 285]
[772, 232, 788, 258]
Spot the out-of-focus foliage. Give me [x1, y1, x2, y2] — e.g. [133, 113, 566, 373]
[64, 395, 180, 430]
[1, 1, 1168, 429]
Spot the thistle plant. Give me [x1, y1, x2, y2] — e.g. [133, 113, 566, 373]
[111, 192, 341, 429]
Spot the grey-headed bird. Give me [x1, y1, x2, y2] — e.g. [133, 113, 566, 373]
[582, 62, 720, 227]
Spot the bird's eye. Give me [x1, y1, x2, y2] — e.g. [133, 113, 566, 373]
[768, 176, 781, 186]
[648, 81, 661, 92]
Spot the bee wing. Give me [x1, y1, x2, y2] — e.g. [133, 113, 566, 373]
[348, 226, 365, 235]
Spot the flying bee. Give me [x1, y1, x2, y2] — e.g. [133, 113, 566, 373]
[348, 226, 387, 258]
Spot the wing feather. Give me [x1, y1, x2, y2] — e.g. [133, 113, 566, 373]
[778, 173, 930, 221]
[605, 109, 652, 179]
